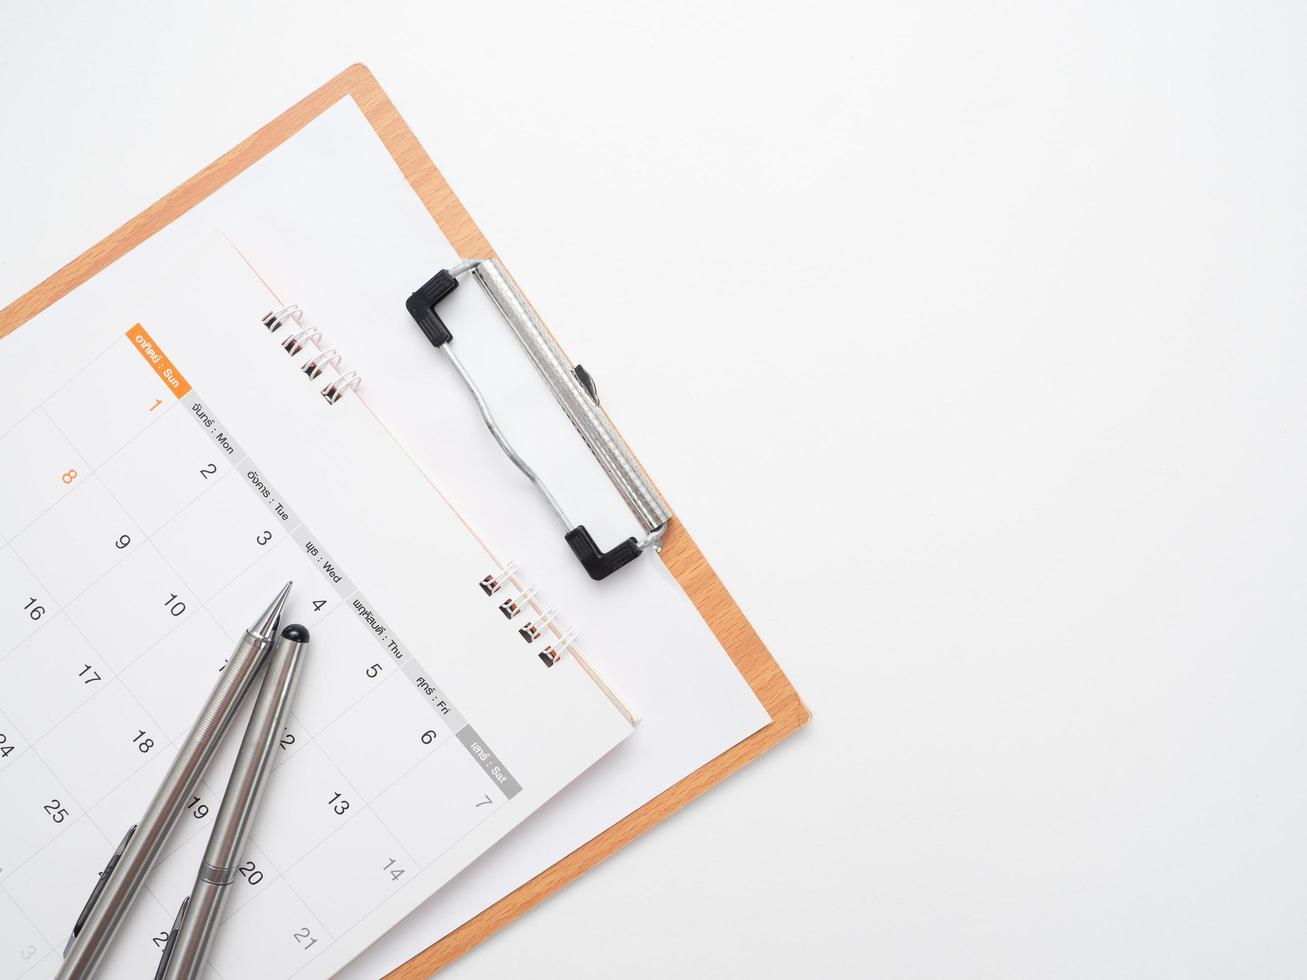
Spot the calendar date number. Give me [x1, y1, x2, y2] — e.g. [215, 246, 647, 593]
[43, 799, 69, 823]
[238, 859, 264, 885]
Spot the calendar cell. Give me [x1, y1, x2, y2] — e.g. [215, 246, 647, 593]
[5, 815, 111, 945]
[122, 610, 231, 741]
[0, 410, 88, 542]
[204, 537, 337, 639]
[0, 615, 102, 741]
[370, 738, 501, 867]
[152, 473, 287, 600]
[283, 809, 419, 937]
[0, 547, 59, 658]
[316, 674, 446, 803]
[209, 879, 331, 980]
[96, 401, 234, 535]
[0, 750, 78, 885]
[38, 680, 165, 809]
[0, 886, 51, 978]
[219, 840, 280, 920]
[246, 741, 361, 870]
[42, 337, 176, 470]
[11, 476, 143, 606]
[66, 544, 197, 674]
[285, 608, 388, 737]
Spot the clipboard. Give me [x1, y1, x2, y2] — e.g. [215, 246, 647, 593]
[0, 64, 809, 977]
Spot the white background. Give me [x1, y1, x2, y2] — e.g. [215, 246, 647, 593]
[2, 2, 1305, 978]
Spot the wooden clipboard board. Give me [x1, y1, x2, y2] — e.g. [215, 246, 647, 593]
[0, 64, 809, 977]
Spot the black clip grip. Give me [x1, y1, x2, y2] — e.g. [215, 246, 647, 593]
[565, 525, 643, 581]
[406, 270, 460, 347]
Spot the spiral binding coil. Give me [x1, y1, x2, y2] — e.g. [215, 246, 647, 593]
[518, 606, 560, 644]
[258, 307, 362, 405]
[479, 561, 520, 596]
[537, 628, 578, 668]
[498, 584, 539, 619]
[262, 305, 303, 332]
[479, 561, 577, 668]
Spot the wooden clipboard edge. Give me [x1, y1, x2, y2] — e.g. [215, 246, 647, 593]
[0, 64, 810, 975]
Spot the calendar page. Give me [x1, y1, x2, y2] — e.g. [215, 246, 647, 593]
[0, 235, 635, 979]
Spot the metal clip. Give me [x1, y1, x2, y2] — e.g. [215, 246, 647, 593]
[152, 897, 189, 980]
[407, 258, 672, 580]
[65, 824, 137, 955]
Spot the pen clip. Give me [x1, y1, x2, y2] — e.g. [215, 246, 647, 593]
[153, 896, 189, 980]
[65, 823, 137, 956]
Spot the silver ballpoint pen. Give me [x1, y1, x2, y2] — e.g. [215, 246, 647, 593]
[57, 581, 293, 980]
[156, 623, 310, 980]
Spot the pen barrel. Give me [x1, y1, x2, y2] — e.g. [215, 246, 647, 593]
[162, 628, 308, 980]
[56, 629, 272, 980]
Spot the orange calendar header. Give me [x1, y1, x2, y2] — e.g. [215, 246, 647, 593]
[125, 324, 191, 398]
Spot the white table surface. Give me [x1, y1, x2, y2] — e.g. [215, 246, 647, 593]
[3, 2, 1306, 977]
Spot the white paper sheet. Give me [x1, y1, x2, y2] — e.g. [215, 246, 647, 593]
[0, 232, 635, 979]
[7, 96, 770, 975]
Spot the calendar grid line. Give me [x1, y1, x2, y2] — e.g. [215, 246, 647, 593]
[48, 609, 174, 803]
[111, 601, 227, 682]
[283, 805, 502, 979]
[11, 521, 193, 854]
[0, 811, 109, 928]
[35, 392, 178, 514]
[3, 545, 100, 819]
[94, 471, 223, 609]
[22, 946, 57, 979]
[0, 876, 53, 971]
[6, 514, 146, 646]
[276, 875, 338, 960]
[26, 330, 133, 431]
[0, 399, 47, 445]
[3, 465, 97, 571]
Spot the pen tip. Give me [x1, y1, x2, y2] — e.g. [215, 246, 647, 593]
[250, 581, 293, 641]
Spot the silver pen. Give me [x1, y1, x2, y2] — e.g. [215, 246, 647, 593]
[58, 581, 293, 980]
[156, 623, 310, 980]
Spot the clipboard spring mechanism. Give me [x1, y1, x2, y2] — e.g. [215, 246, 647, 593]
[406, 258, 671, 581]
